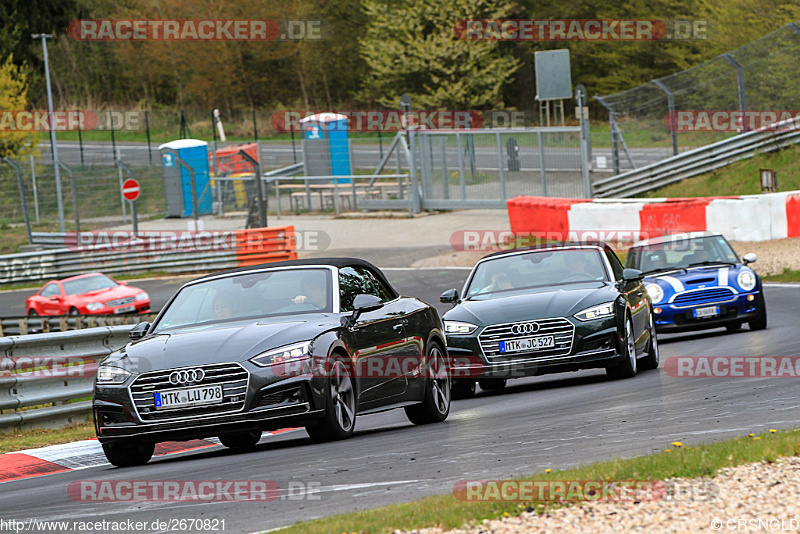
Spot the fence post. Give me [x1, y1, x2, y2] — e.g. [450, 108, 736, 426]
[537, 131, 548, 197]
[117, 149, 127, 222]
[495, 132, 507, 200]
[576, 85, 594, 198]
[721, 53, 747, 131]
[652, 79, 679, 155]
[77, 109, 85, 166]
[145, 110, 153, 166]
[456, 132, 466, 200]
[57, 161, 80, 235]
[237, 149, 266, 226]
[109, 111, 117, 162]
[30, 155, 39, 224]
[3, 158, 32, 244]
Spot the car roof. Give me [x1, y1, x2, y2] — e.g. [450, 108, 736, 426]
[478, 241, 613, 263]
[632, 231, 721, 248]
[58, 272, 109, 283]
[194, 257, 398, 296]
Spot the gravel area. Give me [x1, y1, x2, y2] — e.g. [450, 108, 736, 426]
[412, 238, 800, 277]
[397, 456, 800, 534]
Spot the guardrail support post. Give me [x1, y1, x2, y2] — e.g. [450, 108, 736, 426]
[595, 96, 620, 175]
[652, 79, 679, 156]
[237, 149, 267, 226]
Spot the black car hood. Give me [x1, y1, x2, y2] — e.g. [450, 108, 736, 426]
[123, 314, 337, 373]
[444, 282, 618, 325]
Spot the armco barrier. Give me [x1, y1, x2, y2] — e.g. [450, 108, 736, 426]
[0, 226, 297, 285]
[507, 191, 800, 242]
[0, 326, 132, 430]
[0, 313, 159, 336]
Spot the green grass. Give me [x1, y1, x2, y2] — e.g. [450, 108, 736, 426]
[278, 428, 800, 534]
[0, 421, 96, 454]
[763, 269, 800, 282]
[642, 143, 800, 198]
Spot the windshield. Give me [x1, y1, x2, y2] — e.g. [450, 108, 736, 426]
[465, 248, 609, 299]
[153, 268, 332, 332]
[62, 274, 118, 295]
[628, 235, 739, 274]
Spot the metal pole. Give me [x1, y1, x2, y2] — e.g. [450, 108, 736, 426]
[440, 136, 449, 199]
[537, 131, 548, 196]
[595, 96, 620, 176]
[252, 108, 258, 141]
[576, 85, 594, 198]
[131, 200, 139, 235]
[722, 53, 747, 131]
[57, 161, 80, 235]
[456, 132, 466, 200]
[378, 129, 383, 161]
[290, 124, 297, 163]
[145, 110, 153, 166]
[116, 149, 127, 222]
[4, 159, 32, 244]
[109, 111, 117, 162]
[33, 34, 65, 232]
[30, 155, 39, 224]
[77, 109, 85, 166]
[496, 132, 507, 200]
[652, 79, 678, 155]
[237, 149, 266, 226]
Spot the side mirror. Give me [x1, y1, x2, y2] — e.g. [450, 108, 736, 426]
[742, 252, 758, 265]
[119, 281, 128, 286]
[129, 321, 150, 341]
[440, 288, 459, 304]
[351, 294, 383, 321]
[622, 268, 644, 282]
[50, 295, 62, 301]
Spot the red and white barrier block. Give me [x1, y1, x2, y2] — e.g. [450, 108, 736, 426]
[507, 191, 800, 242]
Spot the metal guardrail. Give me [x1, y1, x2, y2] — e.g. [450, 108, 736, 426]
[0, 325, 133, 429]
[0, 226, 297, 285]
[0, 313, 158, 337]
[593, 117, 800, 198]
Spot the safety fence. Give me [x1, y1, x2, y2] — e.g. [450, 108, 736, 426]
[0, 326, 132, 430]
[0, 226, 297, 285]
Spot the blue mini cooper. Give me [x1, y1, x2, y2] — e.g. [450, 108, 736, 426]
[625, 232, 766, 333]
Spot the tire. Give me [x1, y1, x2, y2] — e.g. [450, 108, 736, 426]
[305, 357, 356, 443]
[606, 317, 637, 379]
[101, 441, 155, 467]
[405, 342, 450, 425]
[726, 322, 743, 332]
[478, 378, 507, 391]
[69, 307, 80, 316]
[748, 294, 767, 331]
[639, 312, 660, 371]
[218, 430, 262, 449]
[27, 309, 38, 317]
[451, 380, 477, 400]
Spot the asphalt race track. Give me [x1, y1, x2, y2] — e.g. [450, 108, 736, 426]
[1, 271, 798, 533]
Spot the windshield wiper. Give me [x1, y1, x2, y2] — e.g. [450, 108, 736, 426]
[686, 261, 736, 268]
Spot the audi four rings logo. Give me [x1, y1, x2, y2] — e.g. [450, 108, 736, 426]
[511, 322, 540, 335]
[169, 368, 205, 385]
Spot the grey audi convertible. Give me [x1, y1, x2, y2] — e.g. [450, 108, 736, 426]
[93, 258, 450, 466]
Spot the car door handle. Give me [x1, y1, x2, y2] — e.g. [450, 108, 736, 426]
[393, 324, 404, 333]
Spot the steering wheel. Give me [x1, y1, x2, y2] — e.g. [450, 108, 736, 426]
[561, 272, 595, 282]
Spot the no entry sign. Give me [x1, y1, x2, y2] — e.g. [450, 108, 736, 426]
[122, 179, 140, 201]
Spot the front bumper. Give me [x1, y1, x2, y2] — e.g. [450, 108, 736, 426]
[94, 360, 326, 444]
[447, 320, 623, 380]
[652, 291, 762, 332]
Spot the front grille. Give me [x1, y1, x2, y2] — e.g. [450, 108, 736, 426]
[106, 297, 135, 307]
[478, 317, 575, 361]
[672, 287, 736, 308]
[129, 362, 249, 422]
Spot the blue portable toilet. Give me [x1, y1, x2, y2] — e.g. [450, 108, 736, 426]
[300, 113, 352, 182]
[158, 139, 213, 218]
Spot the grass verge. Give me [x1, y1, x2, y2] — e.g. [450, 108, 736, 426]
[763, 269, 800, 282]
[277, 428, 800, 534]
[0, 421, 95, 454]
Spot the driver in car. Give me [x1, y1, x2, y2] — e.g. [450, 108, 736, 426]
[565, 252, 600, 279]
[291, 277, 327, 309]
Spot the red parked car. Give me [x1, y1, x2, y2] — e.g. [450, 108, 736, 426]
[26, 273, 151, 316]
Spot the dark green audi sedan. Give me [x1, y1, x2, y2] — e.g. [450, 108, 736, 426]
[441, 243, 658, 398]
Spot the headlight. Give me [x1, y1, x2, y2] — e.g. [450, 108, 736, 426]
[86, 302, 104, 311]
[96, 365, 131, 384]
[135, 292, 149, 302]
[646, 283, 664, 303]
[737, 270, 756, 291]
[574, 301, 616, 322]
[251, 341, 312, 367]
[444, 321, 478, 335]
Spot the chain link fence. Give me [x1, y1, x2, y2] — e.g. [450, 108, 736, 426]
[595, 22, 800, 174]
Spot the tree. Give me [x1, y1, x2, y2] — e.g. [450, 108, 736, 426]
[0, 55, 38, 158]
[359, 0, 520, 109]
